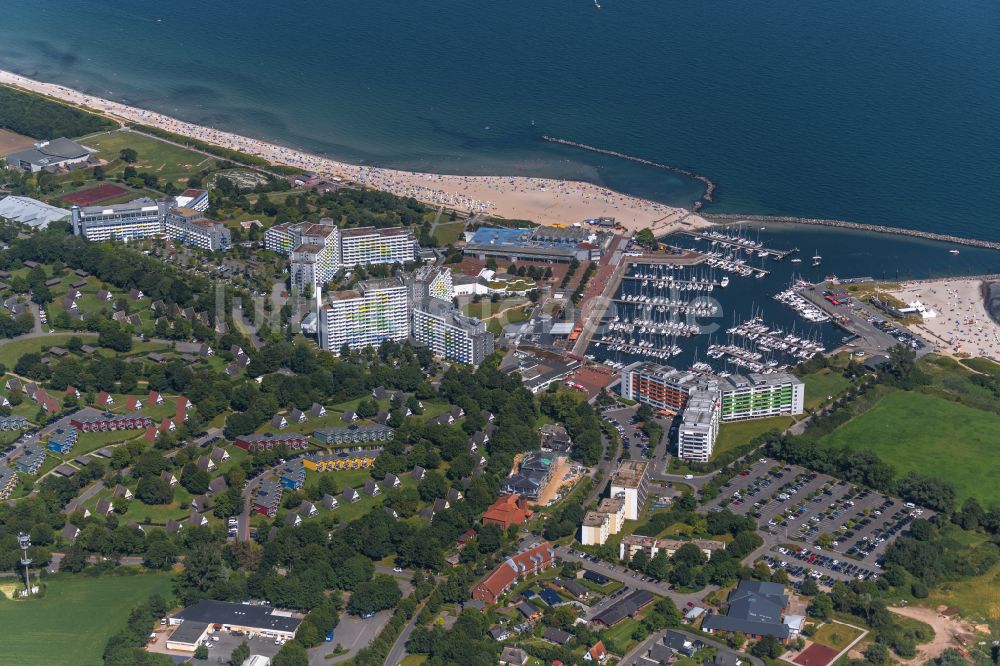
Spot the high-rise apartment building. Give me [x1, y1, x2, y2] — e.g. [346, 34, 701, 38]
[318, 278, 410, 353]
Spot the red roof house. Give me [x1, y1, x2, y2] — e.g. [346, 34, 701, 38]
[471, 542, 556, 604]
[482, 494, 533, 530]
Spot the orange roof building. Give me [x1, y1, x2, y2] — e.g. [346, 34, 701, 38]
[471, 542, 556, 604]
[482, 494, 533, 530]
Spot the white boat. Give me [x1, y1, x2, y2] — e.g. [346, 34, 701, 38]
[949, 249, 960, 255]
[811, 250, 822, 267]
[791, 258, 802, 264]
[720, 277, 730, 288]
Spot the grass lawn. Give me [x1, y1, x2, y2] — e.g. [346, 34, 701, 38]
[71, 428, 143, 455]
[85, 129, 217, 185]
[802, 368, 853, 410]
[819, 390, 1000, 504]
[812, 621, 865, 650]
[924, 560, 1000, 625]
[0, 335, 87, 368]
[432, 221, 466, 246]
[960, 357, 1000, 377]
[714, 416, 793, 457]
[603, 617, 641, 648]
[0, 572, 173, 666]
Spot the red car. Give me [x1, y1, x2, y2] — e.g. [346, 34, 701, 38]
[739, 471, 750, 477]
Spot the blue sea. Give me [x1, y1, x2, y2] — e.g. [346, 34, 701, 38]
[1, 0, 999, 243]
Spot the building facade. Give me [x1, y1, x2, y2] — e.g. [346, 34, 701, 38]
[718, 373, 804, 421]
[164, 208, 231, 251]
[620, 362, 707, 414]
[319, 278, 410, 353]
[412, 297, 493, 366]
[581, 511, 610, 546]
[609, 460, 649, 521]
[619, 535, 727, 562]
[339, 226, 415, 267]
[678, 389, 721, 462]
[71, 198, 166, 242]
[409, 266, 454, 302]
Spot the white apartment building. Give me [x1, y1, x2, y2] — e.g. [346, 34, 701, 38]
[164, 208, 232, 251]
[71, 198, 166, 242]
[581, 511, 610, 546]
[719, 372, 805, 422]
[677, 389, 721, 462]
[340, 226, 415, 267]
[411, 297, 493, 366]
[410, 266, 454, 302]
[289, 223, 340, 294]
[609, 460, 649, 521]
[264, 221, 297, 254]
[580, 497, 626, 546]
[318, 278, 410, 353]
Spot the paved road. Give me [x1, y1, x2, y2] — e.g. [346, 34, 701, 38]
[553, 544, 715, 608]
[64, 480, 105, 514]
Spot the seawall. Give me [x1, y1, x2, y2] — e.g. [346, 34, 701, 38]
[541, 135, 717, 210]
[701, 213, 1000, 251]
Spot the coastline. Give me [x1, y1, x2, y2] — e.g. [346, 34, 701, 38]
[0, 69, 710, 234]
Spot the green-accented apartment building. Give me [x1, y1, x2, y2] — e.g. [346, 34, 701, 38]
[718, 373, 804, 421]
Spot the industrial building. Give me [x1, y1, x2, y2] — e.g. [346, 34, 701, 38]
[165, 600, 302, 651]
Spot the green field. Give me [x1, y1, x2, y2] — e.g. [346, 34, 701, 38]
[0, 335, 86, 369]
[819, 390, 1000, 503]
[960, 357, 1000, 377]
[812, 621, 865, 650]
[714, 416, 793, 457]
[432, 221, 466, 246]
[802, 368, 853, 410]
[0, 573, 173, 666]
[84, 129, 217, 185]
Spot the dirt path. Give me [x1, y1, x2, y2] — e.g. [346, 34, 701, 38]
[889, 606, 979, 663]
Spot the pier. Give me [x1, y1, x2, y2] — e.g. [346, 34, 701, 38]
[679, 230, 797, 260]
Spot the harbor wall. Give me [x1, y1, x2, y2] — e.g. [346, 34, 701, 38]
[702, 213, 1000, 251]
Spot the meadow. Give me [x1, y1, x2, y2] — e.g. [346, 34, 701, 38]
[819, 390, 1000, 504]
[0, 573, 173, 666]
[82, 129, 217, 185]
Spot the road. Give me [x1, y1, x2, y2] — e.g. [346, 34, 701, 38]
[553, 544, 715, 609]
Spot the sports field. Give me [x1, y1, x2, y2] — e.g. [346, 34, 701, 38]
[0, 573, 173, 666]
[819, 390, 1000, 503]
[62, 183, 130, 206]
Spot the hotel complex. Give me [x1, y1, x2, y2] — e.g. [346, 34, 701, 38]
[318, 277, 410, 353]
[621, 362, 804, 461]
[70, 190, 230, 250]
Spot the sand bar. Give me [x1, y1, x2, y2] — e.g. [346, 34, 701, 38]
[890, 279, 1000, 361]
[0, 69, 709, 232]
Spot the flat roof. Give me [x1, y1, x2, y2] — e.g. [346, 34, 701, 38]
[611, 460, 648, 488]
[168, 620, 209, 645]
[175, 600, 301, 634]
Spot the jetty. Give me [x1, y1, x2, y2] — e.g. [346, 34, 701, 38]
[541, 135, 717, 210]
[703, 213, 1000, 251]
[679, 230, 796, 260]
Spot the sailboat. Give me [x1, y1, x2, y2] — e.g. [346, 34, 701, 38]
[594, 0, 601, 7]
[811, 250, 822, 267]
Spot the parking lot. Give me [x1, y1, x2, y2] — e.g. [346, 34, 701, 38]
[707, 458, 931, 583]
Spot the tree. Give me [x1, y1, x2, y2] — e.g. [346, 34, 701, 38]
[634, 228, 657, 249]
[272, 641, 309, 666]
[751, 635, 784, 659]
[808, 593, 833, 619]
[194, 645, 208, 661]
[418, 471, 447, 501]
[346, 575, 401, 615]
[229, 641, 250, 666]
[864, 642, 889, 666]
[136, 476, 173, 504]
[119, 148, 139, 163]
[799, 577, 819, 596]
[177, 543, 222, 602]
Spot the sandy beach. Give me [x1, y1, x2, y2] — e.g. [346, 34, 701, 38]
[890, 279, 1000, 361]
[0, 70, 710, 233]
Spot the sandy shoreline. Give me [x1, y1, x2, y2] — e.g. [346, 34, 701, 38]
[0, 69, 710, 233]
[890, 279, 1000, 361]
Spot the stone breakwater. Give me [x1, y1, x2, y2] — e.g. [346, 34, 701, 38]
[541, 135, 717, 210]
[702, 213, 1000, 251]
